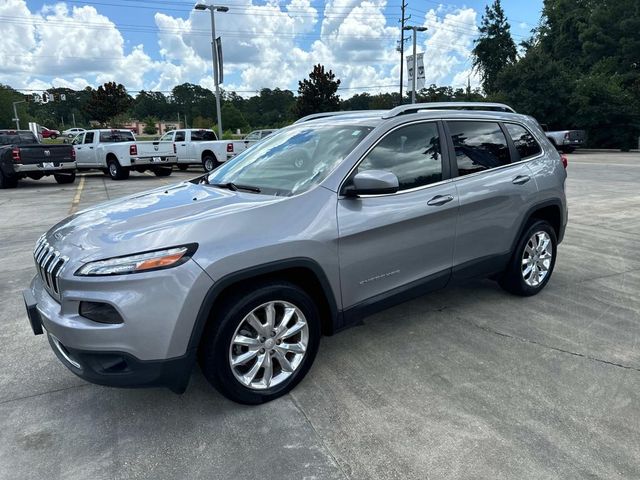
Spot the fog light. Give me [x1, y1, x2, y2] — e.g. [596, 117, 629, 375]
[79, 301, 123, 324]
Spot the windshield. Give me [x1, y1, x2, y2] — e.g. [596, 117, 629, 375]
[99, 131, 135, 142]
[206, 124, 373, 196]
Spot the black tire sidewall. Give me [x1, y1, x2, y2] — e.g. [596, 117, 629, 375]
[200, 282, 321, 404]
[504, 220, 558, 296]
[202, 155, 217, 172]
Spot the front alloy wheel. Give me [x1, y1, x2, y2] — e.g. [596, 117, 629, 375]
[199, 281, 320, 404]
[229, 301, 309, 390]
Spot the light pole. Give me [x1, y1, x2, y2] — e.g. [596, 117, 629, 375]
[403, 26, 427, 104]
[12, 100, 26, 130]
[195, 3, 228, 139]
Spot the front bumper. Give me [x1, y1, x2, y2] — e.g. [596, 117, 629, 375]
[23, 258, 213, 391]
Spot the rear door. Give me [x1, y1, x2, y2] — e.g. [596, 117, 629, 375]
[445, 120, 539, 279]
[337, 121, 458, 309]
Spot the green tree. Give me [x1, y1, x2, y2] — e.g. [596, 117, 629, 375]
[294, 64, 341, 118]
[472, 0, 517, 95]
[85, 82, 132, 125]
[142, 116, 159, 135]
[133, 91, 169, 120]
[221, 103, 249, 132]
[0, 85, 29, 128]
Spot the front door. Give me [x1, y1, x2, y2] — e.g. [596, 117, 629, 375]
[337, 121, 458, 310]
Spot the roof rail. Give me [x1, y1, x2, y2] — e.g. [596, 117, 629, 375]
[293, 110, 386, 124]
[382, 102, 516, 119]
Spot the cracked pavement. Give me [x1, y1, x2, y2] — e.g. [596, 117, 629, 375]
[1, 152, 639, 479]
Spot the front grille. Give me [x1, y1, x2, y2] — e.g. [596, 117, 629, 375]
[33, 236, 68, 301]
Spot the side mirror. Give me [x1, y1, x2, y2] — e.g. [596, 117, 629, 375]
[343, 170, 399, 197]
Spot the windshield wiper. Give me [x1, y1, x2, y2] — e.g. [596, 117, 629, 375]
[210, 182, 261, 193]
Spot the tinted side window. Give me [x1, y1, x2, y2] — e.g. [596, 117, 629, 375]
[358, 122, 442, 191]
[83, 132, 94, 144]
[505, 123, 541, 160]
[447, 121, 511, 176]
[191, 130, 216, 141]
[175, 131, 186, 142]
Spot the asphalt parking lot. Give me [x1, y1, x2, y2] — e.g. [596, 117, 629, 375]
[1, 152, 639, 479]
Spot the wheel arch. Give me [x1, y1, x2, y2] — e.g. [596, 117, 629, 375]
[187, 258, 340, 354]
[201, 149, 216, 161]
[513, 200, 565, 253]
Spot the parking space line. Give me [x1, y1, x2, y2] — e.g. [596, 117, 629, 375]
[68, 175, 86, 215]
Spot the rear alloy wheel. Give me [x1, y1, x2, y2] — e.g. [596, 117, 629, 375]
[54, 172, 76, 184]
[199, 282, 320, 404]
[499, 220, 557, 296]
[108, 158, 129, 180]
[202, 154, 219, 172]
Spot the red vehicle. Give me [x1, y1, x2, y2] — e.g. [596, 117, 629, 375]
[39, 126, 60, 139]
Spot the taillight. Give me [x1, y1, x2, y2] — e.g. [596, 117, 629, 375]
[12, 147, 20, 162]
[129, 144, 138, 156]
[173, 143, 176, 154]
[71, 148, 76, 161]
[561, 154, 568, 169]
[226, 143, 233, 153]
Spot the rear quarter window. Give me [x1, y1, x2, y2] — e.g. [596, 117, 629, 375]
[505, 123, 542, 160]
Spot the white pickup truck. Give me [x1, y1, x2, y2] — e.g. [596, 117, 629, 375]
[159, 128, 276, 172]
[71, 129, 177, 180]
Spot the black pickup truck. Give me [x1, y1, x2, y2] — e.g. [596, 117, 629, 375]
[0, 130, 76, 188]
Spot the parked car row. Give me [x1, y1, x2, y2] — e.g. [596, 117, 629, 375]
[0, 127, 276, 188]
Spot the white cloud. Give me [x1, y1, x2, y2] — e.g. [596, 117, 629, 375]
[0, 0, 481, 98]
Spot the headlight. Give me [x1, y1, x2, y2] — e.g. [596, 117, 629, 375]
[75, 244, 197, 276]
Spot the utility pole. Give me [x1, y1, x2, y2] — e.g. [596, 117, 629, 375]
[12, 100, 26, 130]
[195, 3, 229, 140]
[72, 113, 76, 128]
[397, 1, 410, 104]
[403, 25, 428, 104]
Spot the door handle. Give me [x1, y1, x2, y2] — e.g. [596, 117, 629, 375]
[427, 194, 454, 206]
[512, 175, 531, 185]
[89, 147, 94, 149]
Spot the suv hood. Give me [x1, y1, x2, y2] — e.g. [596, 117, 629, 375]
[47, 181, 280, 260]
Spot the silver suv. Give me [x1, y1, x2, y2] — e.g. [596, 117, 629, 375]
[23, 103, 568, 404]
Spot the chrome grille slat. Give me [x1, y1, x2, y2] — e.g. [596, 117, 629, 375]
[33, 238, 67, 301]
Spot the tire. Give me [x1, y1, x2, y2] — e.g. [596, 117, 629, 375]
[153, 167, 172, 177]
[107, 158, 129, 180]
[50, 134, 58, 140]
[54, 172, 76, 184]
[202, 154, 219, 172]
[178, 164, 189, 171]
[499, 219, 557, 296]
[199, 281, 321, 404]
[0, 170, 18, 189]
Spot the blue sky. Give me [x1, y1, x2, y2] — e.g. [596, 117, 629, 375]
[1, 0, 544, 96]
